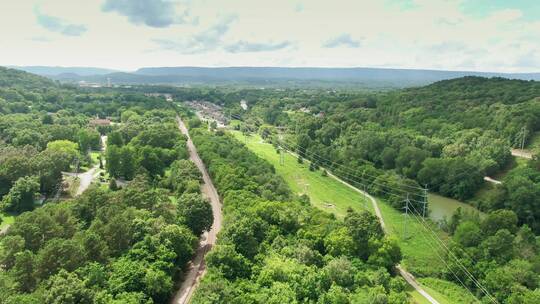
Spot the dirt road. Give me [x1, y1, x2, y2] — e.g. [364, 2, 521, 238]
[170, 117, 222, 304]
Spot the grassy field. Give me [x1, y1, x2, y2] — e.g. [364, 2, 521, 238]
[230, 131, 476, 303]
[231, 132, 374, 217]
[0, 212, 15, 230]
[418, 278, 478, 304]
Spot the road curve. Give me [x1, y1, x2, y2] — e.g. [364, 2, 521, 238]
[170, 116, 222, 304]
[280, 145, 440, 304]
[326, 171, 440, 304]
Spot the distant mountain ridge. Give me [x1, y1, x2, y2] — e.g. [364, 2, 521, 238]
[9, 66, 540, 88]
[11, 66, 120, 76]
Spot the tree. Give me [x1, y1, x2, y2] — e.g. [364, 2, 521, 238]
[323, 257, 355, 288]
[480, 229, 515, 263]
[35, 238, 85, 281]
[481, 209, 518, 236]
[46, 140, 79, 162]
[1, 176, 39, 213]
[395, 146, 429, 178]
[381, 147, 397, 169]
[120, 146, 136, 180]
[454, 221, 482, 247]
[206, 245, 251, 280]
[0, 235, 25, 269]
[42, 270, 93, 304]
[178, 193, 213, 236]
[324, 227, 355, 257]
[143, 267, 173, 302]
[157, 224, 197, 266]
[11, 250, 36, 292]
[107, 131, 124, 147]
[344, 210, 384, 259]
[78, 129, 101, 152]
[106, 145, 122, 178]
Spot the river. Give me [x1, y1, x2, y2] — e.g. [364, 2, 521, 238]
[428, 193, 481, 222]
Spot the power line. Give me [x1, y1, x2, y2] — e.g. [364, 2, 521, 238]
[405, 208, 482, 303]
[280, 138, 424, 191]
[278, 139, 424, 195]
[407, 203, 498, 304]
[278, 134, 485, 303]
[281, 137, 494, 303]
[278, 140, 426, 201]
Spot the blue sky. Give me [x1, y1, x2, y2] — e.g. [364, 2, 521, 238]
[461, 0, 539, 21]
[0, 0, 538, 72]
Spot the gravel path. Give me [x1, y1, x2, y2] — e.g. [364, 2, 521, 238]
[170, 117, 222, 304]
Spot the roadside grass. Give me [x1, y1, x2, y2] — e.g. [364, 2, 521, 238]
[418, 278, 478, 304]
[65, 175, 81, 197]
[527, 131, 540, 150]
[230, 131, 470, 303]
[90, 151, 101, 165]
[0, 212, 15, 230]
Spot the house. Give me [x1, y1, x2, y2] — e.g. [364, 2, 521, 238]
[89, 118, 111, 127]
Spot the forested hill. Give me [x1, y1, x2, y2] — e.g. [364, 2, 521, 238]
[375, 77, 540, 139]
[403, 76, 540, 105]
[0, 67, 57, 89]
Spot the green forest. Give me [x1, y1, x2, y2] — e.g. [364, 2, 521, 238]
[178, 77, 540, 303]
[0, 68, 213, 303]
[188, 127, 407, 303]
[1, 66, 540, 304]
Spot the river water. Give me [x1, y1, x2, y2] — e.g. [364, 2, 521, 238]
[428, 193, 481, 222]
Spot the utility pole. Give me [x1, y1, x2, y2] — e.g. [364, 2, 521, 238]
[403, 194, 409, 240]
[363, 184, 367, 209]
[423, 184, 428, 218]
[279, 148, 284, 166]
[521, 126, 527, 150]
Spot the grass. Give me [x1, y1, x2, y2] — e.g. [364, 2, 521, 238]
[229, 131, 467, 303]
[0, 212, 15, 230]
[527, 131, 540, 150]
[418, 278, 478, 304]
[90, 151, 101, 165]
[231, 131, 373, 217]
[65, 175, 81, 198]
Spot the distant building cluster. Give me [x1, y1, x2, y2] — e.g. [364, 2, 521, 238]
[145, 93, 173, 102]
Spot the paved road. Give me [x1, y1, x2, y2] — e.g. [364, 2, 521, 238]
[170, 117, 222, 304]
[511, 148, 533, 159]
[484, 176, 502, 185]
[63, 164, 100, 196]
[281, 145, 441, 304]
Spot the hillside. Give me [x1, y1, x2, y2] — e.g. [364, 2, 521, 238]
[0, 66, 56, 89]
[11, 66, 119, 76]
[10, 66, 540, 88]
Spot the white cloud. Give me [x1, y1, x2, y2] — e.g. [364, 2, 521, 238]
[0, 0, 537, 72]
[323, 34, 361, 48]
[35, 7, 87, 36]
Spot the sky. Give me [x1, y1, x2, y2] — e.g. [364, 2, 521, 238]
[0, 0, 539, 72]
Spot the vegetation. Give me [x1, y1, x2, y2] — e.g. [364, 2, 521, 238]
[190, 127, 408, 303]
[2, 65, 540, 303]
[0, 67, 213, 303]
